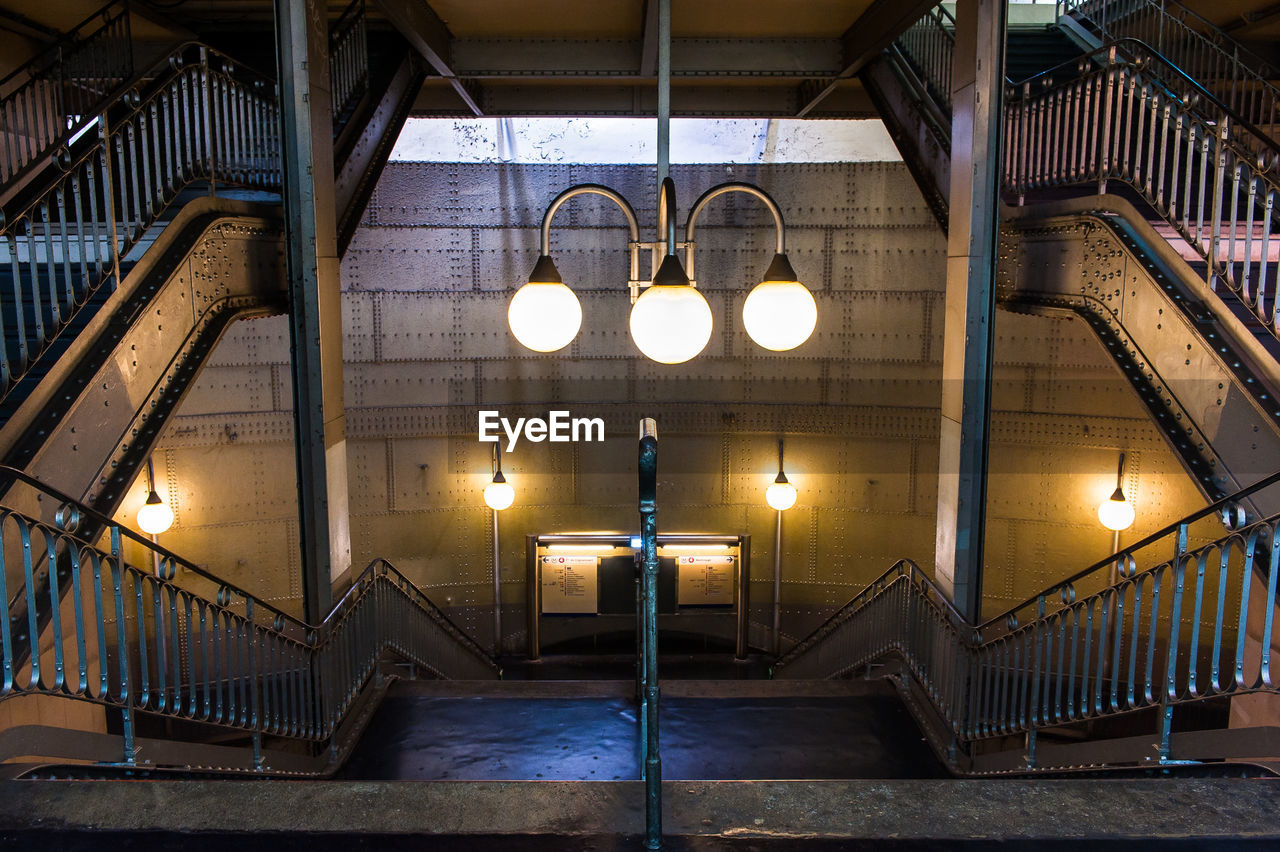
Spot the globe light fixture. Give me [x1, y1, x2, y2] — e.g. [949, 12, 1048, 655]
[507, 255, 581, 353]
[742, 254, 818, 352]
[1098, 452, 1135, 532]
[766, 472, 798, 511]
[484, 470, 515, 511]
[629, 252, 713, 364]
[137, 489, 175, 535]
[1098, 486, 1135, 531]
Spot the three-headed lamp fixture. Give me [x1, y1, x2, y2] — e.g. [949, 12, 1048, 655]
[507, 179, 817, 364]
[765, 439, 798, 511]
[1097, 452, 1135, 532]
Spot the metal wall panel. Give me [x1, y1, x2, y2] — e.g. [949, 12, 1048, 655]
[135, 160, 1214, 646]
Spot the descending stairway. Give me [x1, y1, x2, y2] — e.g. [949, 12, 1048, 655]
[0, 18, 422, 525]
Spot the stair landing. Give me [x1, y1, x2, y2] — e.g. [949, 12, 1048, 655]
[338, 678, 948, 781]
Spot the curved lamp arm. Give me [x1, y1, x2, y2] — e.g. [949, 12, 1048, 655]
[540, 183, 640, 254]
[684, 182, 787, 282]
[657, 177, 678, 256]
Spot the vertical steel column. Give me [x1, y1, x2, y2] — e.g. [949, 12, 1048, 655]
[656, 0, 670, 182]
[933, 0, 1006, 624]
[274, 0, 353, 622]
[638, 417, 661, 850]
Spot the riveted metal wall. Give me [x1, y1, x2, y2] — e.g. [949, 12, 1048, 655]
[130, 160, 1208, 644]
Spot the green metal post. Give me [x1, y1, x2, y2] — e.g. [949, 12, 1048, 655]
[638, 417, 661, 850]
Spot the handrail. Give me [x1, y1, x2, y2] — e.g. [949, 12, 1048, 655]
[982, 466, 1280, 632]
[0, 43, 281, 406]
[0, 0, 134, 187]
[0, 0, 372, 408]
[1061, 0, 1280, 148]
[775, 468, 1280, 771]
[891, 10, 1280, 345]
[329, 0, 369, 120]
[0, 465, 497, 769]
[896, 5, 1277, 162]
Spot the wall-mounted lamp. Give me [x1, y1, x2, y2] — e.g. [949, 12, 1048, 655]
[765, 439, 798, 511]
[1097, 452, 1135, 532]
[483, 446, 515, 511]
[137, 457, 174, 535]
[507, 178, 816, 365]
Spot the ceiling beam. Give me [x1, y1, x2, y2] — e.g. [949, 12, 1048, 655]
[796, 0, 938, 117]
[450, 38, 842, 79]
[413, 80, 876, 118]
[373, 0, 483, 116]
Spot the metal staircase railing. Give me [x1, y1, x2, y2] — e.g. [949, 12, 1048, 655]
[774, 468, 1280, 774]
[330, 0, 370, 124]
[889, 7, 1280, 345]
[1004, 44, 1280, 336]
[1060, 0, 1280, 146]
[0, 465, 498, 772]
[0, 3, 371, 411]
[0, 0, 133, 188]
[0, 44, 281, 405]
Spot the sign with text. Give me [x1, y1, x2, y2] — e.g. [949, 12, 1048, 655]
[676, 554, 736, 606]
[540, 555, 599, 614]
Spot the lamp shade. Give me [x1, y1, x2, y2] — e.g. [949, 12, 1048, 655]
[743, 279, 817, 351]
[766, 474, 797, 511]
[508, 281, 582, 352]
[484, 473, 515, 511]
[1098, 488, 1135, 531]
[137, 492, 174, 535]
[629, 284, 713, 364]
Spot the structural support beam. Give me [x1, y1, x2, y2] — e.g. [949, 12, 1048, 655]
[796, 0, 938, 116]
[374, 0, 482, 116]
[274, 0, 352, 623]
[933, 0, 1006, 623]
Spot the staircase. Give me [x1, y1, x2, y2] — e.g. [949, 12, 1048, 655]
[865, 0, 1280, 506]
[0, 0, 1279, 846]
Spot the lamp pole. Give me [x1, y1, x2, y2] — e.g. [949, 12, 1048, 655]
[491, 445, 503, 656]
[772, 506, 783, 656]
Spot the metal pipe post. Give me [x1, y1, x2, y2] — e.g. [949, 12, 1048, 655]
[526, 534, 540, 660]
[638, 417, 661, 850]
[492, 508, 502, 656]
[735, 534, 751, 660]
[772, 510, 783, 655]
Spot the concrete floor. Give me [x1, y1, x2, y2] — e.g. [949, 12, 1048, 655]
[339, 678, 946, 781]
[4, 778, 1280, 849]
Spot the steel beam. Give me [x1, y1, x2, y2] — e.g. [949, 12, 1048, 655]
[374, 0, 482, 116]
[797, 0, 939, 116]
[450, 38, 843, 78]
[933, 0, 1006, 623]
[417, 81, 875, 118]
[274, 0, 352, 622]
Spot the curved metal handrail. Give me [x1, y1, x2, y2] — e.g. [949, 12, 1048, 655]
[0, 465, 497, 767]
